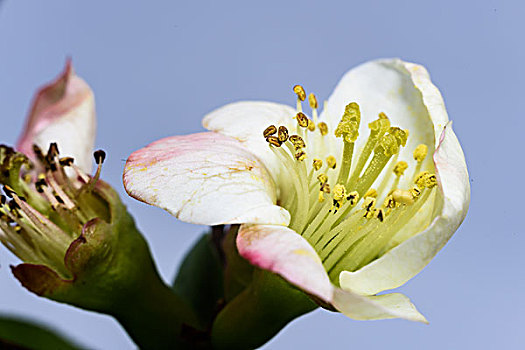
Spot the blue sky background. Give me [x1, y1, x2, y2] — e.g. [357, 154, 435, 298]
[0, 0, 522, 349]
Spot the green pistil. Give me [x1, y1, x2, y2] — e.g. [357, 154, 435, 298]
[336, 141, 354, 185]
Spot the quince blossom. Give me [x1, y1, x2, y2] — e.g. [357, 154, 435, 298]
[123, 59, 470, 322]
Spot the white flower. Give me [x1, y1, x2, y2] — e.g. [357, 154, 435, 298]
[123, 59, 470, 323]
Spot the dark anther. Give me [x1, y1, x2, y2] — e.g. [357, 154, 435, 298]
[47, 143, 59, 157]
[59, 157, 75, 167]
[278, 126, 289, 142]
[32, 144, 46, 163]
[0, 194, 6, 205]
[263, 125, 277, 138]
[94, 150, 106, 165]
[3, 185, 15, 198]
[55, 196, 65, 205]
[8, 199, 19, 211]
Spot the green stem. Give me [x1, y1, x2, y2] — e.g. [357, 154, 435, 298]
[211, 269, 317, 350]
[113, 274, 202, 349]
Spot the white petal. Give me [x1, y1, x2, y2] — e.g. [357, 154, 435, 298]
[333, 290, 428, 323]
[237, 224, 427, 322]
[322, 59, 446, 189]
[236, 224, 333, 302]
[123, 132, 290, 226]
[17, 60, 96, 173]
[202, 101, 297, 176]
[340, 123, 470, 295]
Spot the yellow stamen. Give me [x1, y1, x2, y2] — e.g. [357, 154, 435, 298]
[392, 189, 415, 205]
[308, 93, 318, 109]
[293, 85, 306, 101]
[326, 155, 336, 169]
[307, 119, 316, 131]
[318, 122, 328, 136]
[413, 144, 428, 162]
[346, 191, 359, 206]
[263, 125, 277, 138]
[364, 188, 377, 198]
[317, 173, 328, 184]
[295, 150, 307, 161]
[266, 136, 282, 147]
[289, 135, 306, 149]
[415, 171, 437, 189]
[278, 126, 289, 142]
[313, 159, 323, 171]
[393, 161, 408, 176]
[295, 112, 309, 128]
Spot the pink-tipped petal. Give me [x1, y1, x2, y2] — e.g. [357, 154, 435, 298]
[237, 224, 428, 322]
[123, 132, 290, 226]
[17, 60, 96, 173]
[202, 101, 297, 177]
[237, 224, 333, 302]
[340, 123, 470, 295]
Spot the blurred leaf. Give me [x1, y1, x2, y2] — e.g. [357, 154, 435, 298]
[172, 232, 224, 329]
[0, 315, 81, 350]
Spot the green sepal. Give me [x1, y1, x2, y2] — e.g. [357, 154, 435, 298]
[222, 226, 254, 301]
[172, 231, 225, 330]
[0, 315, 81, 350]
[211, 269, 317, 350]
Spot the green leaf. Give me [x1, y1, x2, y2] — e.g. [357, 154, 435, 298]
[172, 232, 225, 329]
[0, 315, 81, 350]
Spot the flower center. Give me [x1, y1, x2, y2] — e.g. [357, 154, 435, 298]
[263, 85, 438, 284]
[0, 143, 108, 278]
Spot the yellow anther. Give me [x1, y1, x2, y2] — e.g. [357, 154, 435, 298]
[409, 187, 421, 198]
[427, 174, 437, 188]
[393, 161, 408, 176]
[320, 182, 331, 193]
[346, 191, 359, 206]
[383, 194, 396, 209]
[22, 174, 32, 183]
[415, 171, 437, 189]
[295, 150, 307, 161]
[278, 126, 289, 142]
[392, 189, 415, 205]
[362, 197, 376, 211]
[378, 112, 389, 120]
[308, 93, 318, 109]
[413, 144, 428, 162]
[318, 183, 330, 203]
[317, 173, 328, 184]
[307, 119, 316, 131]
[266, 136, 282, 147]
[295, 112, 309, 128]
[263, 125, 277, 138]
[318, 122, 328, 136]
[37, 173, 46, 181]
[313, 158, 323, 171]
[293, 85, 306, 101]
[333, 184, 347, 202]
[289, 135, 306, 149]
[334, 103, 360, 143]
[389, 127, 409, 147]
[326, 155, 337, 169]
[368, 114, 391, 134]
[375, 133, 399, 156]
[331, 184, 348, 212]
[364, 188, 377, 198]
[374, 208, 386, 222]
